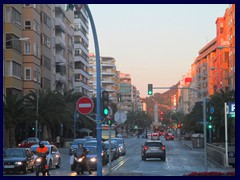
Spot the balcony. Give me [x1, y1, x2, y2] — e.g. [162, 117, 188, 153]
[55, 36, 66, 49]
[55, 17, 66, 33]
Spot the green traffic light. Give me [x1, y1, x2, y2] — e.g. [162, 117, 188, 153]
[32, 127, 35, 131]
[148, 91, 153, 95]
[209, 116, 212, 120]
[104, 108, 109, 115]
[208, 124, 213, 129]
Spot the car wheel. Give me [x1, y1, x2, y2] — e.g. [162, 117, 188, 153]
[162, 156, 166, 161]
[49, 159, 52, 170]
[142, 156, 146, 161]
[23, 164, 28, 174]
[56, 158, 61, 168]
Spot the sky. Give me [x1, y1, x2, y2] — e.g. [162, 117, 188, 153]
[87, 4, 229, 98]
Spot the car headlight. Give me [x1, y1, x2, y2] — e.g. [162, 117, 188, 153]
[90, 158, 96, 162]
[15, 161, 23, 165]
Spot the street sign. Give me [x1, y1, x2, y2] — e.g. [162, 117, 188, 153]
[210, 107, 214, 114]
[76, 96, 94, 115]
[228, 102, 235, 114]
[106, 105, 113, 120]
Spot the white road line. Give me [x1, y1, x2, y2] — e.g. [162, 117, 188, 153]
[111, 158, 129, 171]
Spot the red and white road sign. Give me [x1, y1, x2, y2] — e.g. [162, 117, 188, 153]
[76, 96, 94, 115]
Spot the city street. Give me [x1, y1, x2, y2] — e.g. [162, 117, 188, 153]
[3, 135, 234, 176]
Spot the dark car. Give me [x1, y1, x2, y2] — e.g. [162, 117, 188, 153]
[18, 137, 40, 148]
[141, 140, 166, 161]
[111, 138, 126, 156]
[69, 139, 87, 155]
[165, 133, 174, 141]
[3, 148, 35, 174]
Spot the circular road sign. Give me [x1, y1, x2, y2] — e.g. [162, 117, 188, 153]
[76, 96, 94, 115]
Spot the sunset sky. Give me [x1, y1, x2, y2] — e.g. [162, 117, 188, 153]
[88, 4, 229, 98]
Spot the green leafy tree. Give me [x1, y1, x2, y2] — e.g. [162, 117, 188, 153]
[3, 94, 26, 147]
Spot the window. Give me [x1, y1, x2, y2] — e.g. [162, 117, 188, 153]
[11, 7, 22, 27]
[5, 34, 22, 53]
[24, 42, 30, 54]
[33, 43, 39, 57]
[25, 20, 31, 30]
[42, 12, 51, 27]
[42, 34, 51, 48]
[33, 20, 39, 33]
[25, 68, 31, 80]
[12, 61, 22, 78]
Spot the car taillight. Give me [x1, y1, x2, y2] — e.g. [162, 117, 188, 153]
[161, 146, 166, 150]
[144, 146, 149, 150]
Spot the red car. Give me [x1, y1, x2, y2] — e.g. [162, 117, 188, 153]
[165, 133, 174, 141]
[18, 137, 39, 148]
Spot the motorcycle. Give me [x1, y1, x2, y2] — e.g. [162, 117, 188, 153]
[35, 153, 49, 176]
[74, 155, 86, 175]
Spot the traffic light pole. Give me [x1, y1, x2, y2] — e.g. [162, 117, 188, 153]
[85, 5, 102, 176]
[151, 86, 208, 171]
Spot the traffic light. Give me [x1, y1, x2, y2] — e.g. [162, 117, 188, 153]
[177, 124, 181, 128]
[160, 112, 164, 121]
[148, 84, 153, 95]
[208, 123, 213, 129]
[107, 119, 112, 126]
[102, 91, 109, 117]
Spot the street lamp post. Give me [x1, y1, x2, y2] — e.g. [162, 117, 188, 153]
[84, 5, 103, 176]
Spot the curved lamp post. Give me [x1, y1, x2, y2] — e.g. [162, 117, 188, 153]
[69, 4, 103, 176]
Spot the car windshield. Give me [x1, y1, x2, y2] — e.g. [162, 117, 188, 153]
[86, 148, 97, 155]
[4, 149, 26, 157]
[84, 141, 97, 147]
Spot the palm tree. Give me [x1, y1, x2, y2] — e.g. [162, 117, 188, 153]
[210, 89, 235, 142]
[3, 94, 26, 147]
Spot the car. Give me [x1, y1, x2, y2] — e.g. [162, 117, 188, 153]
[141, 140, 166, 161]
[69, 138, 87, 155]
[103, 141, 117, 161]
[151, 133, 160, 140]
[111, 138, 126, 156]
[3, 148, 35, 174]
[85, 146, 102, 170]
[165, 133, 174, 141]
[30, 144, 61, 169]
[18, 137, 40, 148]
[41, 140, 51, 145]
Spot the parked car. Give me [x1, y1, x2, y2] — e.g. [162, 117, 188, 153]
[30, 144, 61, 169]
[141, 140, 166, 161]
[3, 148, 35, 174]
[18, 137, 40, 148]
[69, 138, 87, 155]
[111, 138, 126, 156]
[165, 133, 174, 141]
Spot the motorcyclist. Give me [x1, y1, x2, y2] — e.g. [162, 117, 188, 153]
[36, 141, 50, 176]
[75, 143, 92, 174]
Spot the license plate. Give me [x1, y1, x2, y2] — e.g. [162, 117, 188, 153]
[4, 165, 14, 168]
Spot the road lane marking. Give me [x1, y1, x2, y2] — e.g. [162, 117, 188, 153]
[111, 158, 129, 171]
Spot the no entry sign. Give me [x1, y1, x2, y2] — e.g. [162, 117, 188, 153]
[76, 96, 94, 115]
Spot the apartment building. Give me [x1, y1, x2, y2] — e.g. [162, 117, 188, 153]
[66, 5, 90, 95]
[89, 54, 119, 103]
[4, 4, 24, 97]
[54, 4, 74, 93]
